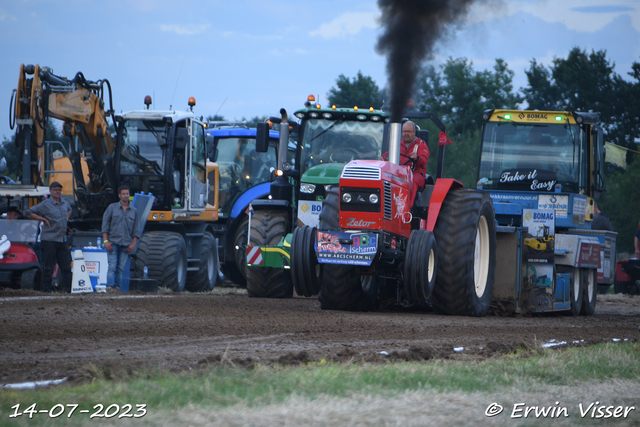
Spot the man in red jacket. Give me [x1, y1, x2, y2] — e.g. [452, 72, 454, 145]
[383, 120, 430, 205]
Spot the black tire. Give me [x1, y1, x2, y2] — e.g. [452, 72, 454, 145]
[135, 231, 187, 292]
[580, 268, 597, 315]
[246, 210, 293, 298]
[317, 187, 375, 311]
[431, 189, 496, 316]
[186, 232, 218, 292]
[569, 268, 583, 316]
[291, 226, 321, 297]
[220, 216, 249, 288]
[20, 268, 41, 290]
[404, 229, 437, 302]
[291, 226, 308, 297]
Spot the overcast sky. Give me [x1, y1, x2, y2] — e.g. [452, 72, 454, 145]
[1, 0, 639, 140]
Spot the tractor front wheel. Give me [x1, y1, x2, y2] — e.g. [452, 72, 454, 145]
[317, 186, 376, 311]
[291, 225, 321, 297]
[404, 229, 437, 302]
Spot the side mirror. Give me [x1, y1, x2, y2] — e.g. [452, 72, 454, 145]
[256, 122, 269, 153]
[174, 128, 188, 150]
[0, 157, 6, 174]
[156, 134, 169, 147]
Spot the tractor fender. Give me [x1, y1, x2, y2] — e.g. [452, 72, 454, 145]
[229, 182, 272, 218]
[425, 178, 464, 231]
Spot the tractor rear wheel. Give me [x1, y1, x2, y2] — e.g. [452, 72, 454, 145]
[185, 232, 218, 292]
[404, 229, 437, 302]
[579, 268, 597, 315]
[318, 187, 376, 311]
[135, 231, 187, 292]
[291, 225, 321, 297]
[432, 189, 496, 316]
[246, 210, 293, 298]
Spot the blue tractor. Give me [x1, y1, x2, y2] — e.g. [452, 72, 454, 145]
[205, 124, 282, 289]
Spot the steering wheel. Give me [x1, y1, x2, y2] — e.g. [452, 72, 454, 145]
[399, 153, 417, 166]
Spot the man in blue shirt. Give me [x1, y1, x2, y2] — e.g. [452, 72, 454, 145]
[101, 185, 140, 289]
[26, 181, 72, 292]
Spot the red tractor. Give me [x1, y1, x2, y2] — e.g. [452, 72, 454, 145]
[291, 118, 497, 316]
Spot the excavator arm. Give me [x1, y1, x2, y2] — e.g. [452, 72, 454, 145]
[10, 64, 117, 217]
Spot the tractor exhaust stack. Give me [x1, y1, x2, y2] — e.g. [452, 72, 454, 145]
[387, 122, 402, 165]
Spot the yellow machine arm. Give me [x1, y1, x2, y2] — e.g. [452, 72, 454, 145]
[10, 64, 117, 215]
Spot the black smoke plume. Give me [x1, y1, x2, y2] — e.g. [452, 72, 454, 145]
[376, 0, 476, 122]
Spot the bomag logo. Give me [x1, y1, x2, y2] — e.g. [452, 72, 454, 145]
[525, 211, 532, 221]
[301, 203, 309, 213]
[527, 113, 547, 120]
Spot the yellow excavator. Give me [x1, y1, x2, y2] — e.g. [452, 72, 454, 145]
[9, 63, 117, 217]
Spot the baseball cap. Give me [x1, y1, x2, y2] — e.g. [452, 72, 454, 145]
[49, 181, 63, 189]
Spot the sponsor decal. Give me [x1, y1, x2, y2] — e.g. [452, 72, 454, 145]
[500, 169, 556, 192]
[316, 231, 378, 266]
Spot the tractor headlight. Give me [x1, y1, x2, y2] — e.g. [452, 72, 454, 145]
[342, 193, 352, 203]
[300, 183, 316, 194]
[369, 194, 379, 203]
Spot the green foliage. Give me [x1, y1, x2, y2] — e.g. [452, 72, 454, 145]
[0, 135, 19, 178]
[523, 47, 638, 148]
[416, 58, 521, 184]
[598, 158, 640, 252]
[327, 71, 381, 109]
[241, 115, 269, 128]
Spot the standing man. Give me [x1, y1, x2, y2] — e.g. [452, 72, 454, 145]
[382, 120, 430, 205]
[26, 181, 72, 293]
[102, 185, 140, 289]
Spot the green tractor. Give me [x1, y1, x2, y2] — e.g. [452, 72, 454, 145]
[244, 95, 390, 298]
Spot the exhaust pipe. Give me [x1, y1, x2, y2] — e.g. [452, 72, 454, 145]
[387, 122, 402, 165]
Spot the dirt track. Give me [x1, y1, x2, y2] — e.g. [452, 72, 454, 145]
[1, 288, 639, 385]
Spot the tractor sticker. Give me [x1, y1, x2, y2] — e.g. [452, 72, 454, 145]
[538, 195, 569, 218]
[500, 169, 557, 192]
[572, 197, 586, 225]
[393, 187, 409, 219]
[522, 209, 555, 263]
[316, 231, 378, 266]
[578, 241, 600, 269]
[298, 201, 322, 228]
[345, 218, 376, 228]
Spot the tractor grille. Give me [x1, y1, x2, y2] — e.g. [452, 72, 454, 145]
[384, 181, 392, 220]
[341, 165, 381, 180]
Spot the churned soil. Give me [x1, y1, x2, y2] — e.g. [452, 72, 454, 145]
[0, 288, 638, 385]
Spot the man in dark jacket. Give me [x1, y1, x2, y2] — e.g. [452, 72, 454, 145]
[25, 181, 72, 292]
